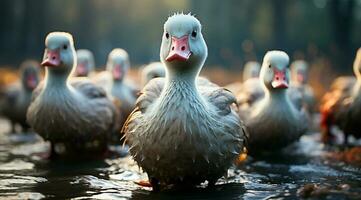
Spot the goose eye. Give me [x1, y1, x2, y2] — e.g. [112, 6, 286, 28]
[63, 45, 68, 50]
[191, 30, 197, 38]
[268, 64, 271, 69]
[165, 32, 169, 39]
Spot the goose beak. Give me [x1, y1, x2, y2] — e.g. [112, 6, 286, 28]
[166, 35, 192, 62]
[271, 68, 289, 89]
[26, 74, 37, 89]
[41, 50, 60, 67]
[76, 63, 87, 76]
[113, 64, 122, 80]
[296, 73, 305, 84]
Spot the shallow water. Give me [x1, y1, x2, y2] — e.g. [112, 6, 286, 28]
[0, 118, 360, 200]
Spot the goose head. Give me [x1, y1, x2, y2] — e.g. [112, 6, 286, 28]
[291, 60, 308, 85]
[243, 61, 261, 81]
[260, 51, 290, 92]
[141, 62, 165, 86]
[353, 48, 361, 80]
[106, 48, 130, 82]
[75, 49, 95, 77]
[160, 13, 207, 78]
[41, 32, 76, 75]
[20, 60, 41, 90]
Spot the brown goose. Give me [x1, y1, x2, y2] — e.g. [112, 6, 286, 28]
[122, 13, 247, 190]
[1, 60, 40, 132]
[320, 48, 361, 144]
[27, 32, 117, 157]
[240, 51, 308, 153]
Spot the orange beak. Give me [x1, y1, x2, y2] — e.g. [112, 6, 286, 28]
[166, 35, 192, 62]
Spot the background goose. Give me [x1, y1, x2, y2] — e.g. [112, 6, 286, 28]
[122, 13, 247, 190]
[0, 60, 40, 133]
[320, 48, 361, 144]
[240, 51, 308, 153]
[140, 62, 165, 87]
[288, 60, 316, 113]
[100, 48, 138, 131]
[27, 32, 118, 157]
[74, 49, 95, 77]
[225, 61, 261, 95]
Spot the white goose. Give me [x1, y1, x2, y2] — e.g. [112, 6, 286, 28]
[122, 13, 247, 189]
[27, 32, 117, 157]
[74, 49, 95, 77]
[288, 60, 315, 113]
[241, 51, 307, 153]
[140, 62, 165, 87]
[225, 61, 261, 95]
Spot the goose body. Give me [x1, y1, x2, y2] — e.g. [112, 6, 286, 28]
[27, 32, 117, 155]
[240, 51, 307, 152]
[1, 60, 40, 132]
[123, 14, 247, 188]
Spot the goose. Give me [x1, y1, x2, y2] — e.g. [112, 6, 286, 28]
[243, 61, 261, 82]
[122, 13, 247, 190]
[240, 51, 308, 153]
[74, 49, 95, 77]
[140, 62, 166, 87]
[288, 60, 315, 113]
[102, 48, 138, 129]
[27, 32, 117, 157]
[225, 61, 261, 95]
[320, 48, 361, 144]
[1, 60, 40, 132]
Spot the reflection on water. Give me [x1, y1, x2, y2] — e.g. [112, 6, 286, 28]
[0, 118, 360, 199]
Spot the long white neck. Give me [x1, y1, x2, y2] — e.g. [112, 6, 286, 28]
[44, 68, 70, 90]
[265, 88, 289, 104]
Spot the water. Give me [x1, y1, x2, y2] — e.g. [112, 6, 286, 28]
[0, 118, 360, 200]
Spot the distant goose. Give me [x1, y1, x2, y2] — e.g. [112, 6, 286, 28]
[122, 13, 247, 190]
[239, 51, 308, 153]
[74, 49, 95, 77]
[225, 61, 261, 95]
[288, 60, 315, 113]
[140, 62, 165, 87]
[27, 32, 117, 157]
[320, 48, 361, 144]
[1, 60, 40, 132]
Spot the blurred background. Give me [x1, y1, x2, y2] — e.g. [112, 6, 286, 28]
[0, 0, 360, 97]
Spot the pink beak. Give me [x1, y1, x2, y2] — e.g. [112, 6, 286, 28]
[76, 63, 87, 76]
[113, 64, 122, 80]
[27, 74, 37, 89]
[271, 68, 289, 89]
[166, 35, 192, 62]
[297, 73, 305, 83]
[41, 50, 60, 67]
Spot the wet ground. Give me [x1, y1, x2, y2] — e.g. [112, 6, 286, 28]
[0, 118, 360, 200]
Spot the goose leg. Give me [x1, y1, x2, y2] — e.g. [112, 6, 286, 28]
[150, 177, 160, 191]
[49, 143, 59, 160]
